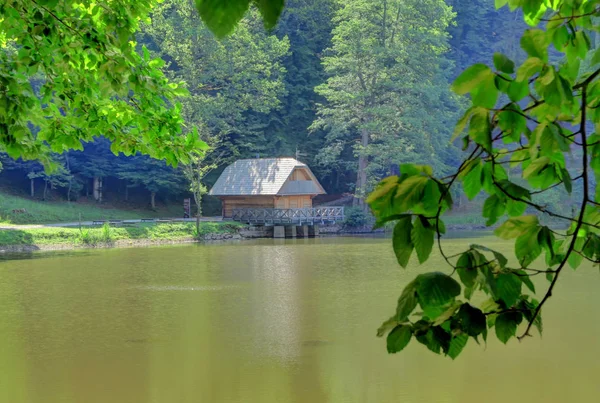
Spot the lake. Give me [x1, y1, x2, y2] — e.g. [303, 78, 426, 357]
[0, 236, 598, 403]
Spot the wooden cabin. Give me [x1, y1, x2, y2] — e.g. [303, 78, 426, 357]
[209, 158, 326, 218]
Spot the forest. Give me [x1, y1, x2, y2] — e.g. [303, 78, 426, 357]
[0, 0, 539, 215]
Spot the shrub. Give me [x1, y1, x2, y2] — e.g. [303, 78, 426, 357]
[343, 206, 370, 228]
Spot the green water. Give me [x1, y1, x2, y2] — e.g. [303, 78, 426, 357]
[0, 236, 598, 403]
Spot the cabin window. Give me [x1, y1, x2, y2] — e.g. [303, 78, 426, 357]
[303, 198, 311, 208]
[276, 198, 286, 209]
[290, 199, 298, 208]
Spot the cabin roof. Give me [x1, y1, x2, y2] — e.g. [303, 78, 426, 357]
[209, 158, 326, 196]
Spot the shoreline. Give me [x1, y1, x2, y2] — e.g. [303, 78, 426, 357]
[0, 222, 498, 254]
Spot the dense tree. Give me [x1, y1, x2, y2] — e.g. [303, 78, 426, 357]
[116, 155, 187, 209]
[312, 0, 458, 207]
[141, 0, 289, 162]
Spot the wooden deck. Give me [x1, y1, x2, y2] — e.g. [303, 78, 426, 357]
[231, 207, 345, 225]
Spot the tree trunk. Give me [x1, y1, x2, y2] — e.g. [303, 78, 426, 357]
[353, 128, 369, 208]
[43, 180, 48, 201]
[150, 191, 156, 210]
[30, 178, 35, 198]
[125, 183, 129, 202]
[66, 153, 72, 203]
[93, 177, 103, 203]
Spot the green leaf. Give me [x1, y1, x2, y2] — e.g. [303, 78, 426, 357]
[194, 0, 284, 37]
[521, 29, 549, 62]
[483, 194, 506, 226]
[463, 160, 483, 200]
[592, 47, 600, 66]
[253, 0, 286, 30]
[523, 156, 550, 179]
[537, 226, 555, 259]
[452, 64, 494, 95]
[377, 316, 401, 337]
[495, 312, 523, 344]
[412, 216, 434, 264]
[481, 265, 498, 299]
[560, 167, 572, 193]
[456, 304, 486, 337]
[468, 108, 492, 151]
[386, 325, 412, 354]
[456, 252, 477, 288]
[568, 249, 584, 269]
[395, 176, 429, 212]
[493, 53, 515, 74]
[507, 80, 529, 102]
[552, 25, 570, 51]
[496, 273, 522, 307]
[495, 0, 508, 9]
[471, 244, 508, 267]
[433, 302, 461, 326]
[392, 216, 414, 268]
[515, 228, 543, 267]
[515, 270, 536, 293]
[498, 107, 527, 142]
[452, 107, 474, 142]
[416, 326, 451, 355]
[416, 272, 461, 317]
[448, 334, 468, 360]
[395, 280, 418, 322]
[495, 216, 539, 239]
[517, 57, 544, 81]
[471, 74, 499, 109]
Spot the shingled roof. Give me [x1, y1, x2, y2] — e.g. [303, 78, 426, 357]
[209, 158, 325, 196]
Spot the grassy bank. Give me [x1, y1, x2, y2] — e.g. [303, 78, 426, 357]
[0, 222, 245, 248]
[0, 192, 182, 224]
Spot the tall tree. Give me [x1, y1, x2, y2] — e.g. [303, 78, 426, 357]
[312, 0, 457, 206]
[141, 0, 289, 163]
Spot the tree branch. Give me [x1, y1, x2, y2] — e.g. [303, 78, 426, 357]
[518, 84, 591, 340]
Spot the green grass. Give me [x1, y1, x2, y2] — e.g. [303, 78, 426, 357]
[0, 192, 183, 224]
[0, 222, 245, 247]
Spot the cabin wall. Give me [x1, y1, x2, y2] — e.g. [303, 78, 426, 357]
[274, 195, 312, 209]
[221, 196, 275, 218]
[291, 168, 311, 181]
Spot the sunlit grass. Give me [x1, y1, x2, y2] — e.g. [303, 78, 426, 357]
[0, 222, 245, 246]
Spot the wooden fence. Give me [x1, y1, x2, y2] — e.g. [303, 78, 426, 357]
[231, 207, 344, 225]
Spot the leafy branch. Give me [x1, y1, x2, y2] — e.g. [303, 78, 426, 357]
[368, 0, 600, 358]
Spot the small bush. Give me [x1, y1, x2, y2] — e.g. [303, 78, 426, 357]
[343, 207, 370, 228]
[78, 228, 96, 245]
[101, 222, 113, 243]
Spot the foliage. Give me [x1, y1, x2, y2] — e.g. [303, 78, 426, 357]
[101, 221, 113, 243]
[343, 206, 370, 228]
[312, 0, 459, 207]
[0, 0, 204, 167]
[370, 1, 600, 358]
[0, 221, 244, 246]
[141, 0, 289, 165]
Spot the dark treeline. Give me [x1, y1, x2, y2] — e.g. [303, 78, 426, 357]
[0, 0, 535, 213]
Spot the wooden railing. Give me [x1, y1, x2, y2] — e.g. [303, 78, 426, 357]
[231, 207, 345, 225]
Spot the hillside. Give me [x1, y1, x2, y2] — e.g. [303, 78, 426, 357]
[0, 192, 183, 225]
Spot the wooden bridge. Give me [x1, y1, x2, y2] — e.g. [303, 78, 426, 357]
[231, 207, 345, 226]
